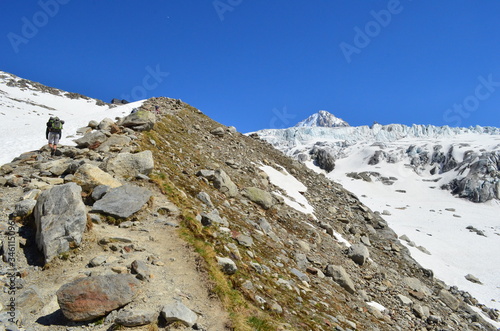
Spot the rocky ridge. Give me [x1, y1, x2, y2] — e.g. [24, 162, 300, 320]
[0, 97, 498, 330]
[0, 71, 108, 107]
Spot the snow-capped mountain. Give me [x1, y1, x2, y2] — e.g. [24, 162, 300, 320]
[294, 110, 349, 128]
[0, 70, 142, 165]
[256, 115, 500, 313]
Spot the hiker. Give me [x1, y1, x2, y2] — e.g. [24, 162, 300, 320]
[46, 116, 64, 156]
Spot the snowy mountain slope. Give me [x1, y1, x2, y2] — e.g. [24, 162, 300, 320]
[294, 110, 349, 128]
[0, 71, 142, 165]
[256, 112, 500, 312]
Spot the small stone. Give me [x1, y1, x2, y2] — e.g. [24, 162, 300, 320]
[465, 274, 482, 284]
[161, 301, 198, 327]
[217, 256, 237, 275]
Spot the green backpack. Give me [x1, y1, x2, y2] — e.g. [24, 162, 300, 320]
[50, 117, 63, 130]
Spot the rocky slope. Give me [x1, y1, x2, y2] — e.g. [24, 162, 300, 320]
[0, 98, 498, 330]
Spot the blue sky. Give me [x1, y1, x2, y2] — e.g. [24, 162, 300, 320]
[1, 1, 500, 132]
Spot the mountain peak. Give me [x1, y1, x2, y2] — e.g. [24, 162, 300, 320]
[294, 110, 349, 128]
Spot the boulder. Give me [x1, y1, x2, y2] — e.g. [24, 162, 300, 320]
[212, 169, 238, 197]
[92, 184, 152, 218]
[74, 130, 108, 148]
[95, 135, 131, 153]
[210, 127, 225, 137]
[34, 183, 87, 263]
[57, 274, 140, 321]
[241, 187, 273, 209]
[325, 264, 356, 294]
[39, 159, 70, 176]
[97, 118, 116, 131]
[103, 151, 154, 178]
[347, 244, 370, 266]
[74, 163, 122, 191]
[117, 110, 156, 131]
[197, 169, 238, 197]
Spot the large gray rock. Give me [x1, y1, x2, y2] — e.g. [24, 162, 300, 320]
[161, 301, 198, 327]
[95, 135, 131, 153]
[34, 183, 87, 263]
[103, 151, 154, 178]
[347, 244, 370, 266]
[39, 159, 71, 176]
[57, 275, 140, 321]
[241, 187, 273, 209]
[74, 130, 108, 148]
[117, 110, 156, 131]
[92, 184, 152, 218]
[97, 117, 116, 131]
[325, 264, 356, 294]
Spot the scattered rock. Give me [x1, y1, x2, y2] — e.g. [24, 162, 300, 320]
[465, 274, 483, 284]
[92, 184, 152, 218]
[161, 301, 198, 327]
[217, 256, 237, 275]
[56, 275, 140, 321]
[325, 264, 356, 294]
[241, 187, 274, 209]
[115, 308, 158, 327]
[347, 244, 370, 266]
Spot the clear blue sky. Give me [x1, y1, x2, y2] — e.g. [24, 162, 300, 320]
[1, 1, 500, 132]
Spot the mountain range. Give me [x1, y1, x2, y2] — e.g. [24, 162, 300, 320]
[0, 70, 499, 330]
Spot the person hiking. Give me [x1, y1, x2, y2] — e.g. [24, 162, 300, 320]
[46, 116, 64, 156]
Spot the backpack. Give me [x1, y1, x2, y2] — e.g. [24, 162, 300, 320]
[50, 117, 63, 131]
